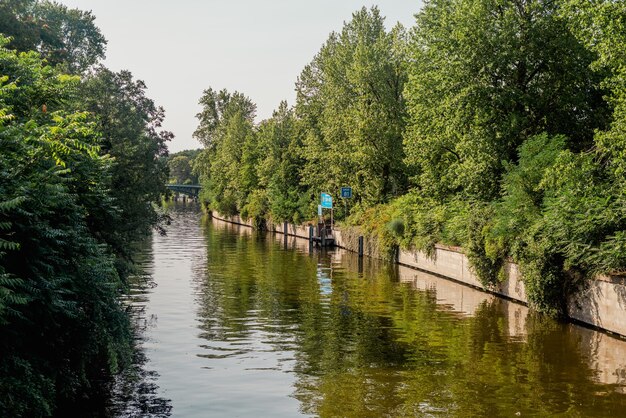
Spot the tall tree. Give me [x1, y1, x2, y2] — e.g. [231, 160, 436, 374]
[193, 88, 257, 215]
[296, 7, 409, 206]
[256, 102, 308, 222]
[0, 0, 106, 73]
[404, 0, 609, 201]
[77, 68, 171, 259]
[0, 39, 130, 415]
[193, 87, 256, 150]
[168, 154, 196, 184]
[561, 0, 626, 180]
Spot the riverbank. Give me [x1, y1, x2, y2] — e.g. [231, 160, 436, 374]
[209, 211, 626, 338]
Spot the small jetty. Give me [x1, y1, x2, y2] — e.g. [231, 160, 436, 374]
[311, 222, 335, 248]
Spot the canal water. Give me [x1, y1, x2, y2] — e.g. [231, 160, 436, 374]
[112, 203, 626, 417]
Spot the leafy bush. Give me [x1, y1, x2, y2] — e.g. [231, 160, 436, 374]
[242, 188, 269, 228]
[0, 30, 167, 415]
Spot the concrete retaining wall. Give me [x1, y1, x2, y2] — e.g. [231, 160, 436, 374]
[397, 247, 527, 304]
[209, 211, 626, 337]
[210, 212, 256, 228]
[568, 276, 626, 337]
[271, 221, 310, 239]
[399, 245, 626, 337]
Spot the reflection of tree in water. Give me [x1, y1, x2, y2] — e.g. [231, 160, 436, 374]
[105, 348, 172, 417]
[292, 263, 411, 417]
[196, 220, 626, 417]
[293, 258, 626, 417]
[104, 240, 172, 418]
[390, 297, 626, 417]
[195, 220, 326, 356]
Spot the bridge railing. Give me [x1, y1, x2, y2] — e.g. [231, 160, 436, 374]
[165, 184, 201, 197]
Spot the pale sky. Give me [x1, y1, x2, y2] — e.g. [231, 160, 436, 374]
[57, 1, 423, 152]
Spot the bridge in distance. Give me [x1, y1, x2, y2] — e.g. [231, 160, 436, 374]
[166, 184, 201, 197]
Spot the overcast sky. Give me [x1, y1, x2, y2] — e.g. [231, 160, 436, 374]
[56, 0, 423, 152]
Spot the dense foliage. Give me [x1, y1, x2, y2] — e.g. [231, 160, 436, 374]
[0, 1, 170, 415]
[195, 2, 626, 317]
[166, 149, 201, 185]
[0, 0, 106, 74]
[194, 7, 407, 222]
[296, 7, 409, 206]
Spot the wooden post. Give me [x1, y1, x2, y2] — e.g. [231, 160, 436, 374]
[358, 236, 364, 257]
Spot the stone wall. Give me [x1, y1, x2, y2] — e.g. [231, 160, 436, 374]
[334, 227, 386, 259]
[271, 220, 311, 239]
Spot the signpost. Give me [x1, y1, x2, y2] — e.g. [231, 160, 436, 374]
[315, 189, 353, 246]
[320, 193, 333, 208]
[340, 187, 352, 219]
[320, 193, 333, 238]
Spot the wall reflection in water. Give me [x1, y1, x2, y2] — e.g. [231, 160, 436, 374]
[200, 217, 626, 417]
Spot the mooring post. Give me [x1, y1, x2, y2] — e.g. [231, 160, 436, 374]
[282, 221, 288, 249]
[358, 236, 364, 257]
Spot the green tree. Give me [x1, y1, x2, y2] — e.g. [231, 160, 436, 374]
[77, 67, 171, 259]
[256, 101, 308, 222]
[296, 7, 409, 207]
[0, 0, 106, 73]
[0, 0, 39, 54]
[491, 0, 626, 314]
[211, 109, 256, 215]
[561, 0, 626, 181]
[166, 149, 201, 184]
[404, 0, 609, 201]
[193, 87, 256, 150]
[168, 154, 193, 184]
[194, 88, 257, 216]
[0, 40, 130, 415]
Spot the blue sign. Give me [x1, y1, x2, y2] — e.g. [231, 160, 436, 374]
[341, 187, 352, 199]
[318, 205, 323, 216]
[320, 193, 333, 209]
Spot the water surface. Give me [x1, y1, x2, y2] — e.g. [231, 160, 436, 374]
[116, 203, 626, 417]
